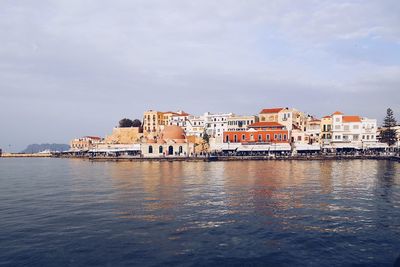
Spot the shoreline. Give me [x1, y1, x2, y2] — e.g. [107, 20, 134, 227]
[2, 154, 399, 162]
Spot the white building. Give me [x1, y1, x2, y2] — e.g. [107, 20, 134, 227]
[330, 111, 377, 149]
[226, 115, 257, 132]
[185, 115, 205, 137]
[204, 112, 234, 142]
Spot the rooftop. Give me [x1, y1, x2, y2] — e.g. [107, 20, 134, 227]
[248, 122, 285, 128]
[259, 108, 284, 114]
[343, 116, 361, 123]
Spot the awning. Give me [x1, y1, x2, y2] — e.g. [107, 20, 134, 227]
[89, 144, 141, 153]
[237, 143, 291, 152]
[294, 144, 321, 151]
[363, 142, 389, 149]
[332, 143, 361, 149]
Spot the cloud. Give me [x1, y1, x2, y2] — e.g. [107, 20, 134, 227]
[0, 0, 399, 151]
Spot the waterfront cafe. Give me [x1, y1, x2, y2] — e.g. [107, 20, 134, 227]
[293, 143, 321, 154]
[88, 144, 141, 157]
[234, 143, 291, 156]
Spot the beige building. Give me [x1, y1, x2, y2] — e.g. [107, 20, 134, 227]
[143, 110, 164, 136]
[258, 107, 307, 131]
[141, 125, 195, 157]
[227, 115, 258, 132]
[70, 136, 103, 151]
[104, 127, 143, 144]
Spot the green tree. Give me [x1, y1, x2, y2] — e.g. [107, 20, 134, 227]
[119, 118, 134, 128]
[380, 108, 397, 146]
[132, 119, 142, 127]
[202, 131, 210, 144]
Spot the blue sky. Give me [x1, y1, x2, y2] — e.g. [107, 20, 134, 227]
[0, 0, 399, 151]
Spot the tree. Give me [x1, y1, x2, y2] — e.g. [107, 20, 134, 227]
[380, 108, 397, 146]
[132, 119, 142, 127]
[119, 118, 134, 128]
[202, 131, 210, 144]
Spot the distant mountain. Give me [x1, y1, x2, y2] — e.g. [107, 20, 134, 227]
[21, 144, 70, 153]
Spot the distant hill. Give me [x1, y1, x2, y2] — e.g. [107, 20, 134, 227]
[21, 144, 70, 153]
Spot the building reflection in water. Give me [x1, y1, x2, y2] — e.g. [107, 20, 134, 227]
[67, 159, 399, 236]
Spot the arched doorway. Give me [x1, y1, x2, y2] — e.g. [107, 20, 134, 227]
[168, 146, 174, 155]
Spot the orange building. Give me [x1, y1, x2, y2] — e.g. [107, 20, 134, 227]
[223, 129, 289, 143]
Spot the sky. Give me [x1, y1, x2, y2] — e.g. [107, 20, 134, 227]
[1, 0, 400, 152]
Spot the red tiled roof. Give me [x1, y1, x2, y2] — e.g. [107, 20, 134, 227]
[343, 116, 361, 123]
[322, 116, 331, 119]
[84, 136, 102, 140]
[249, 122, 284, 128]
[332, 111, 344, 115]
[259, 108, 284, 114]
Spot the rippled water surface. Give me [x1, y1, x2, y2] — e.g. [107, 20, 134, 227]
[0, 158, 400, 266]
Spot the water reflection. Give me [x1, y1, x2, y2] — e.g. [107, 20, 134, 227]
[1, 158, 400, 266]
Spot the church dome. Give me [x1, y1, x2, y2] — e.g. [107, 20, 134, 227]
[161, 125, 186, 140]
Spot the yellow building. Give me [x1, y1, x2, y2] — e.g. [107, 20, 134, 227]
[320, 116, 332, 144]
[143, 110, 164, 136]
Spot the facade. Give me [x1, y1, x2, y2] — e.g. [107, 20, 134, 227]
[143, 110, 164, 136]
[328, 111, 378, 148]
[168, 111, 190, 131]
[223, 129, 289, 144]
[226, 115, 257, 132]
[304, 118, 321, 144]
[258, 107, 307, 131]
[141, 125, 195, 157]
[204, 112, 234, 141]
[185, 115, 205, 137]
[320, 116, 332, 145]
[258, 108, 283, 122]
[104, 127, 143, 144]
[186, 115, 205, 137]
[70, 136, 103, 151]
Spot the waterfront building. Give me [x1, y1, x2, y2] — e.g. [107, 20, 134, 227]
[320, 116, 332, 145]
[226, 115, 258, 132]
[143, 110, 164, 136]
[168, 111, 190, 131]
[329, 111, 378, 149]
[141, 125, 195, 157]
[70, 136, 103, 151]
[186, 115, 205, 137]
[223, 128, 289, 144]
[258, 107, 307, 131]
[304, 118, 321, 144]
[224, 122, 289, 143]
[203, 112, 234, 142]
[104, 127, 143, 144]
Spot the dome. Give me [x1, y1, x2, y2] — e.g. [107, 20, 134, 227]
[161, 125, 186, 140]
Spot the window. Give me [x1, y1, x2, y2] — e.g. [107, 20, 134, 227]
[266, 134, 270, 141]
[283, 134, 287, 140]
[225, 135, 229, 142]
[242, 134, 246, 140]
[344, 125, 349, 131]
[148, 146, 153, 154]
[297, 136, 301, 141]
[335, 125, 340, 130]
[179, 146, 183, 154]
[258, 134, 262, 141]
[159, 146, 163, 153]
[353, 125, 359, 129]
[234, 135, 237, 142]
[336, 118, 340, 122]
